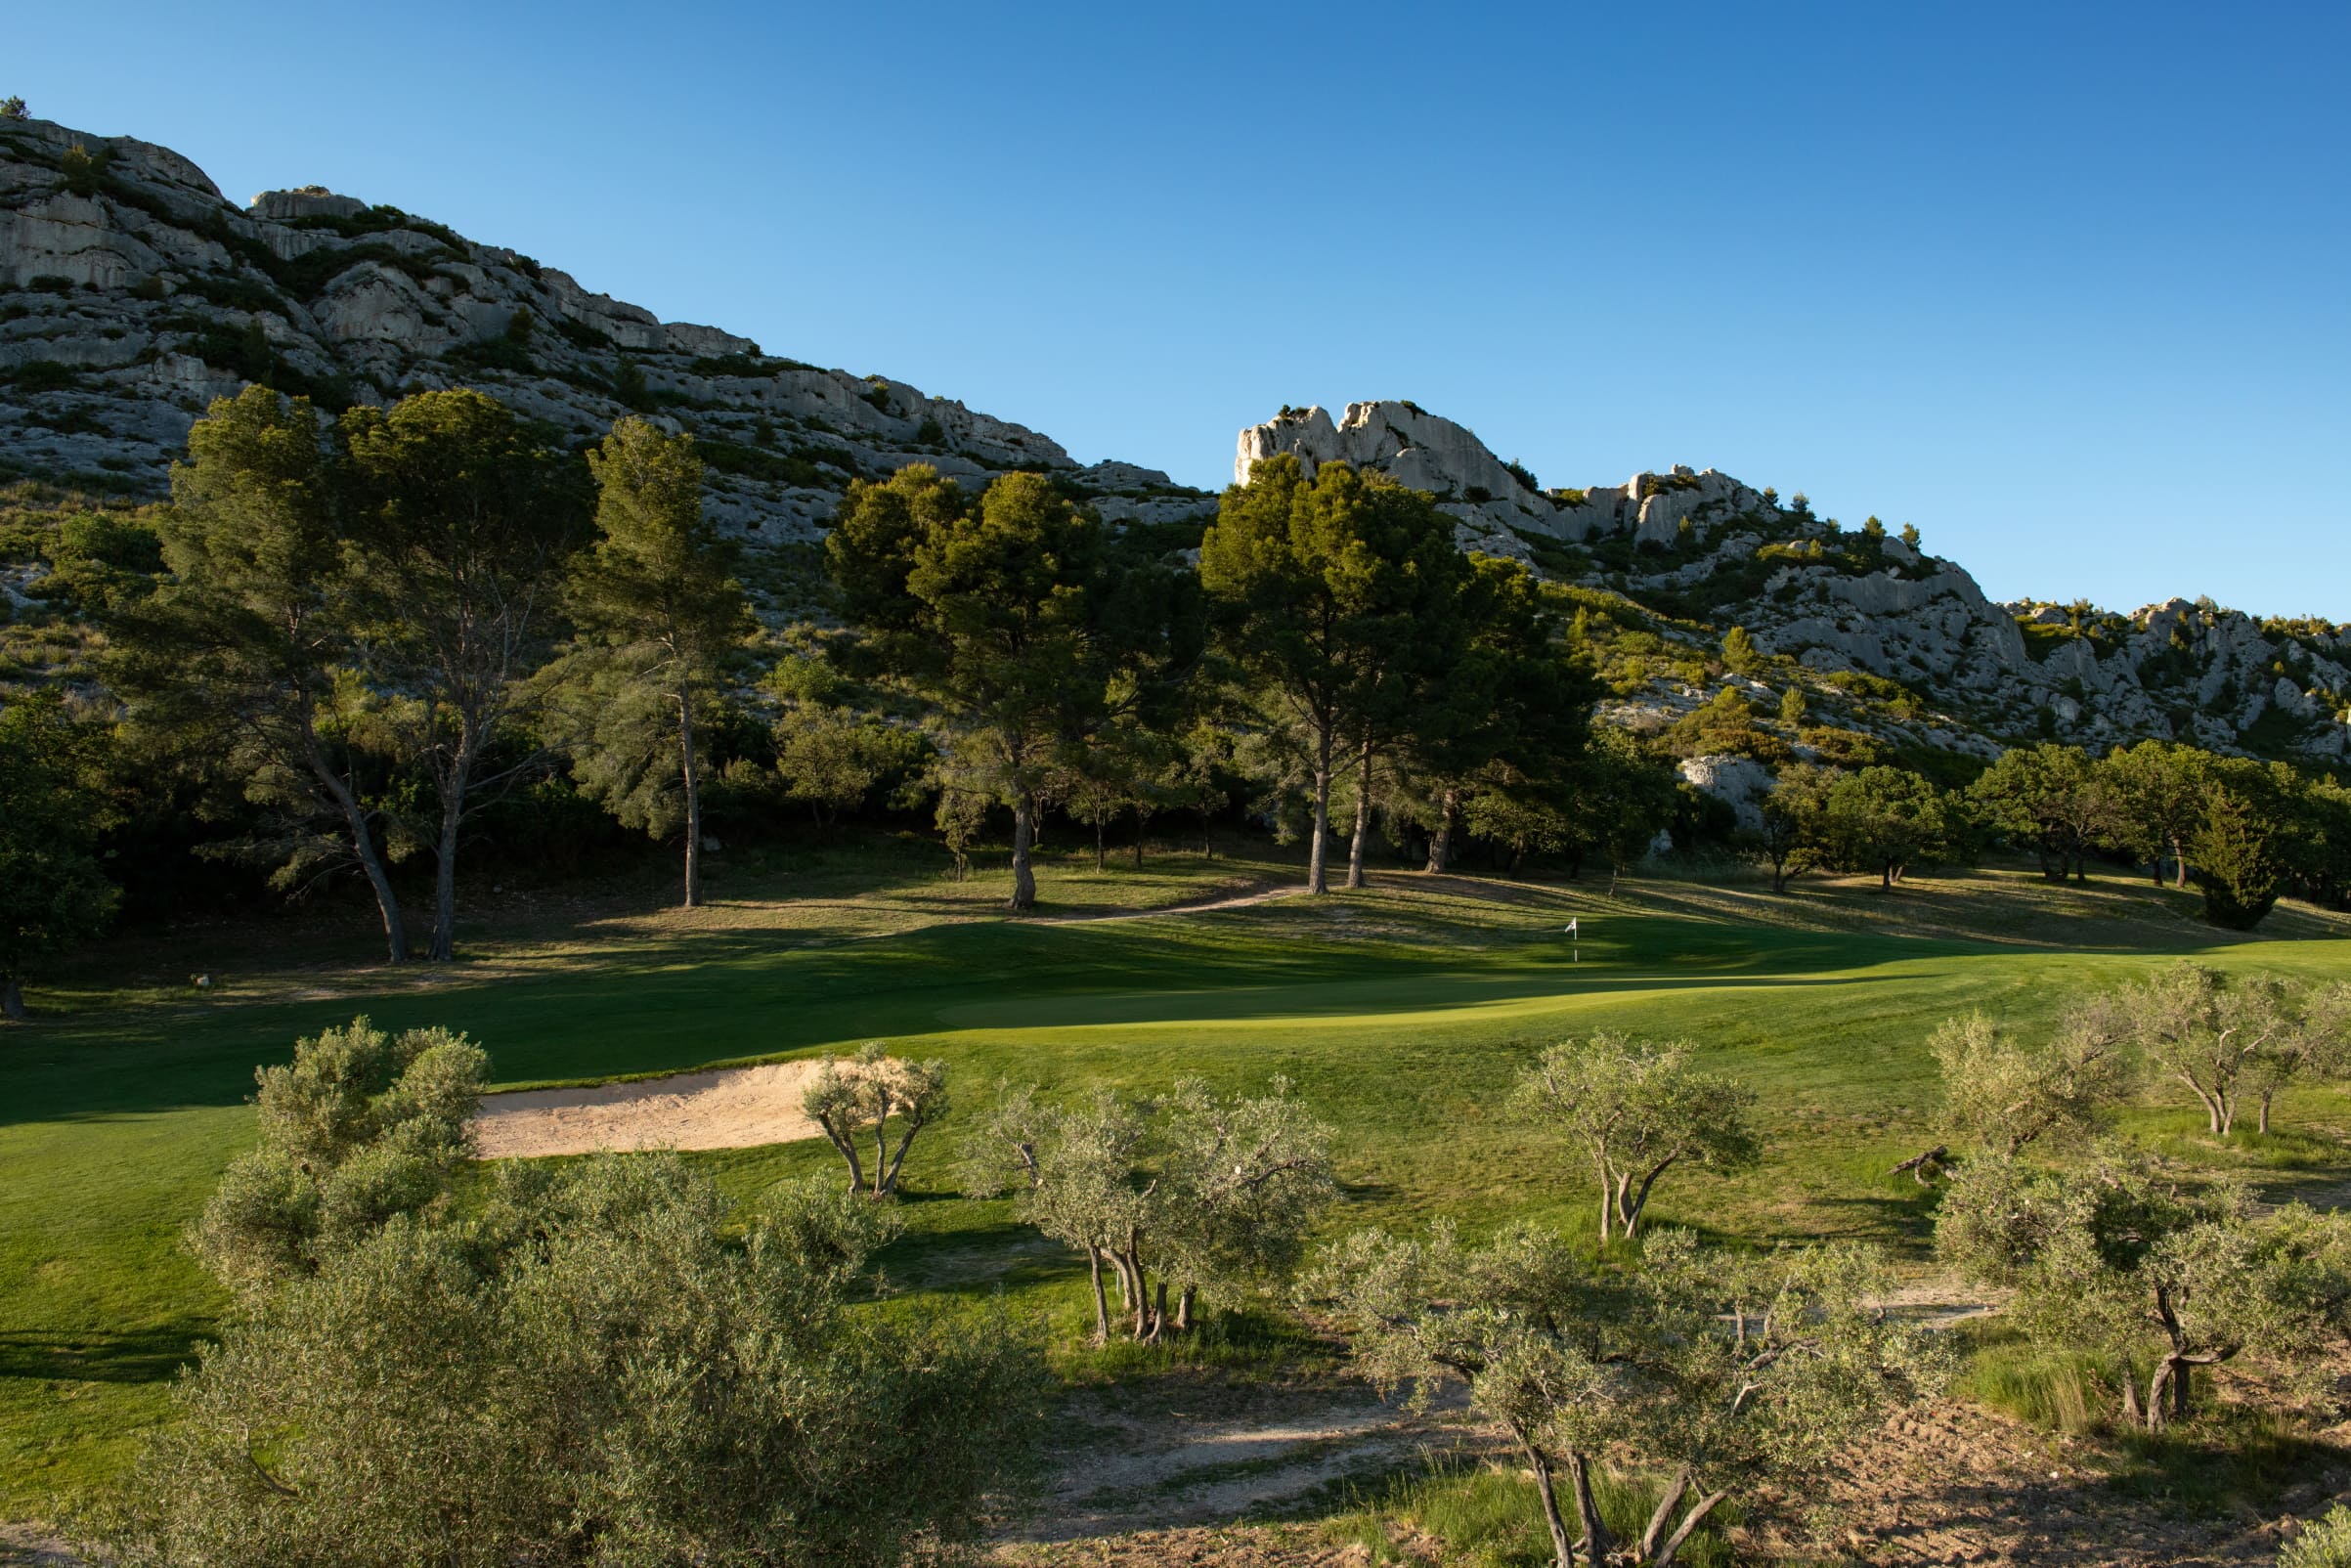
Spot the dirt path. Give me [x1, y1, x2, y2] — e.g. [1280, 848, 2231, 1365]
[1007, 1382, 1480, 1546]
[470, 1060, 824, 1158]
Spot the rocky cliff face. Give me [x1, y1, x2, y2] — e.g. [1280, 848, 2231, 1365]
[0, 116, 1211, 538]
[5, 115, 2343, 767]
[1235, 403, 2351, 763]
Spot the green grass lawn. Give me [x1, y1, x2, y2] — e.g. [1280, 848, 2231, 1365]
[6, 840, 2349, 1518]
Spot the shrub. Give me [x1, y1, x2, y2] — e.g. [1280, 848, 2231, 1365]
[59, 141, 109, 196]
[104, 1156, 1045, 1568]
[4, 361, 80, 393]
[2285, 1506, 2351, 1568]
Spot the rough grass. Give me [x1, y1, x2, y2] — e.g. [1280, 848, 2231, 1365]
[5, 837, 2350, 1519]
[1322, 1455, 1740, 1567]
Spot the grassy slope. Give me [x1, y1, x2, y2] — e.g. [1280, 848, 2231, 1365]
[5, 841, 2349, 1516]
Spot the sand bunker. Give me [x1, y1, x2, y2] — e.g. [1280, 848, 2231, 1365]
[471, 1060, 824, 1158]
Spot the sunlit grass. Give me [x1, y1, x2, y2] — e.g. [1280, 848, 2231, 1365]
[5, 840, 2349, 1517]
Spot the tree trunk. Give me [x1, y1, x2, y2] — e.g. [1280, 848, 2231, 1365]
[1175, 1285, 1196, 1332]
[2173, 834, 2191, 889]
[2146, 1359, 2175, 1431]
[1567, 1452, 1614, 1566]
[871, 1104, 892, 1197]
[1145, 1279, 1168, 1342]
[1308, 725, 1332, 894]
[1521, 1443, 1578, 1568]
[1107, 1249, 1133, 1310]
[1093, 814, 1106, 873]
[1426, 786, 1458, 873]
[1622, 1156, 1677, 1239]
[1651, 1491, 1731, 1568]
[1640, 1466, 1692, 1561]
[821, 1123, 866, 1196]
[1769, 855, 1789, 894]
[1346, 736, 1373, 890]
[1128, 1251, 1151, 1338]
[1010, 790, 1039, 911]
[1881, 859, 1894, 891]
[0, 977, 22, 1024]
[1597, 1164, 1616, 1253]
[680, 683, 702, 909]
[1611, 1170, 1633, 1234]
[428, 770, 468, 962]
[315, 752, 409, 964]
[1086, 1246, 1110, 1345]
[2120, 1362, 2142, 1425]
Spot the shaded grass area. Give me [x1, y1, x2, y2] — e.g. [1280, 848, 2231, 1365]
[1959, 1325, 2349, 1518]
[5, 843, 2350, 1517]
[1320, 1455, 1740, 1567]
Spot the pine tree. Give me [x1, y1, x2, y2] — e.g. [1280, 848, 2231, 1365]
[550, 418, 751, 908]
[2192, 786, 2280, 930]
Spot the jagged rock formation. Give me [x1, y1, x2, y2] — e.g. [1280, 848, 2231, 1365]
[1236, 403, 2351, 762]
[1236, 402, 1764, 551]
[0, 117, 1211, 538]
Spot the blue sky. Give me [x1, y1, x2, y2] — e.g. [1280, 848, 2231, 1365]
[14, 3, 2346, 616]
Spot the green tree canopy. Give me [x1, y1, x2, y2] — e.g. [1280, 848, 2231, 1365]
[339, 389, 591, 958]
[544, 417, 751, 907]
[827, 466, 1168, 910]
[1198, 457, 1468, 893]
[110, 1156, 1042, 1568]
[0, 692, 119, 1021]
[187, 1014, 486, 1296]
[109, 385, 413, 961]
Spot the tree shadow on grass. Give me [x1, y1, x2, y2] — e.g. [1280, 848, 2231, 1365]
[0, 1324, 207, 1385]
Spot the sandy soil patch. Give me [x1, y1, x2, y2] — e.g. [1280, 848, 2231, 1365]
[471, 1060, 824, 1158]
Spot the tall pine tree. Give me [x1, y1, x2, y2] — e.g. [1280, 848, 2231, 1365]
[550, 418, 751, 908]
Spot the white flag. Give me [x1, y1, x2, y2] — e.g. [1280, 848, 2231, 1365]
[1565, 919, 1579, 936]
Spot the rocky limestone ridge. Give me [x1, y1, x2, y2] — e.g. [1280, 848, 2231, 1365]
[1238, 402, 1765, 549]
[1236, 401, 2351, 765]
[0, 116, 1212, 540]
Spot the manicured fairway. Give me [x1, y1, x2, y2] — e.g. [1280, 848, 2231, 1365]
[5, 855, 2348, 1514]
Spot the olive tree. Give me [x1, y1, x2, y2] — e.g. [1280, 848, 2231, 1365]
[1304, 1223, 1940, 1568]
[968, 1077, 1335, 1344]
[1938, 1149, 2351, 1429]
[107, 1156, 1043, 1568]
[2116, 963, 2337, 1136]
[1930, 1004, 2138, 1156]
[188, 1015, 486, 1296]
[801, 1044, 949, 1198]
[1515, 1032, 1761, 1242]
